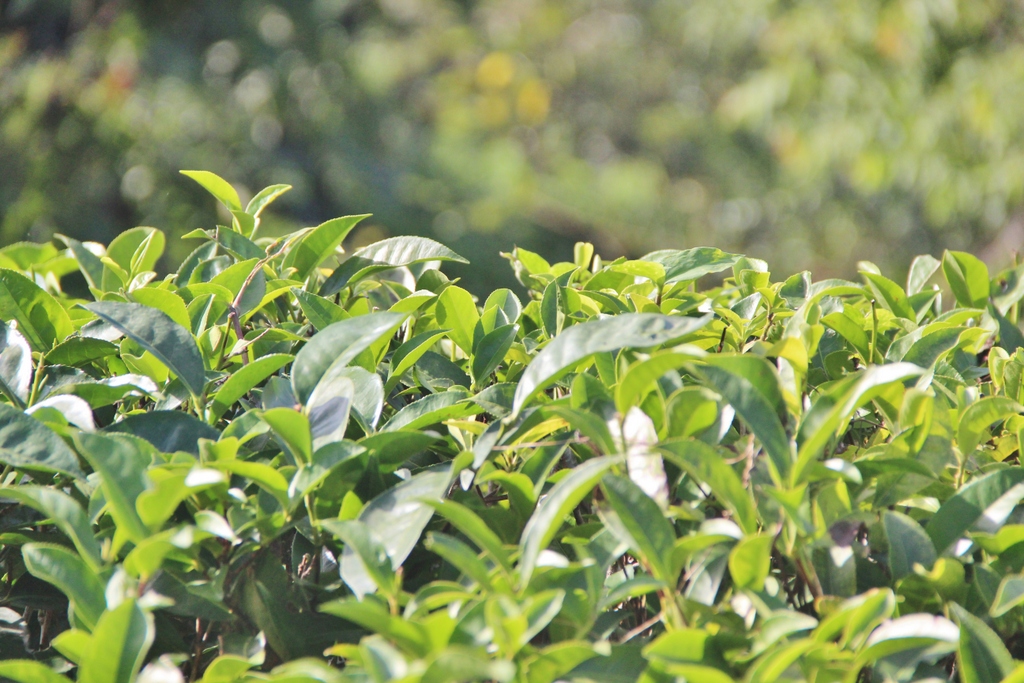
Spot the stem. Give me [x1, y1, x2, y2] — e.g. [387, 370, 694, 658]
[227, 255, 274, 367]
[869, 299, 879, 363]
[27, 353, 45, 407]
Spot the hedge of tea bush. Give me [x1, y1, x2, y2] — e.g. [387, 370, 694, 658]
[1, 172, 1024, 682]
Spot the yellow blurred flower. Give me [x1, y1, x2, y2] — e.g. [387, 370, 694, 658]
[476, 52, 515, 90]
[516, 79, 550, 125]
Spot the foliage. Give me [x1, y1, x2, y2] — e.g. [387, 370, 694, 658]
[5, 171, 1024, 682]
[5, 1, 1024, 290]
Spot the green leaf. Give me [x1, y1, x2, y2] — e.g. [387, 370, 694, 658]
[958, 396, 1021, 457]
[282, 215, 368, 280]
[927, 467, 1024, 554]
[600, 474, 677, 582]
[728, 534, 773, 590]
[0, 268, 73, 352]
[951, 602, 1014, 683]
[614, 351, 703, 414]
[642, 247, 741, 283]
[210, 353, 293, 421]
[216, 224, 265, 259]
[262, 407, 312, 463]
[292, 289, 349, 331]
[359, 430, 442, 469]
[563, 643, 646, 683]
[794, 363, 923, 484]
[894, 326, 966, 368]
[353, 235, 468, 268]
[855, 614, 958, 667]
[75, 432, 150, 542]
[131, 288, 190, 330]
[0, 321, 31, 407]
[907, 254, 941, 295]
[990, 574, 1024, 618]
[540, 280, 562, 337]
[128, 228, 165, 275]
[381, 389, 480, 432]
[472, 323, 517, 386]
[46, 336, 118, 368]
[0, 486, 103, 571]
[422, 647, 516, 683]
[0, 661, 72, 683]
[320, 236, 468, 296]
[211, 460, 289, 508]
[483, 288, 522, 325]
[83, 301, 207, 397]
[61, 236, 105, 292]
[78, 599, 154, 683]
[338, 464, 452, 597]
[423, 532, 495, 589]
[424, 499, 513, 575]
[821, 311, 872, 361]
[181, 170, 242, 211]
[386, 329, 450, 391]
[0, 402, 83, 478]
[883, 510, 935, 580]
[320, 520, 396, 598]
[306, 370, 353, 450]
[22, 543, 106, 631]
[245, 183, 292, 217]
[319, 597, 430, 656]
[519, 455, 620, 585]
[862, 271, 915, 320]
[696, 355, 792, 478]
[942, 250, 990, 309]
[513, 313, 712, 416]
[104, 227, 161, 279]
[104, 411, 219, 455]
[436, 286, 479, 355]
[291, 312, 406, 405]
[329, 365, 384, 429]
[660, 439, 757, 534]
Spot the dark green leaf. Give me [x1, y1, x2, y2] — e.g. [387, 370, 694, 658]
[291, 312, 406, 405]
[927, 467, 1024, 554]
[83, 302, 206, 397]
[951, 602, 1014, 683]
[0, 403, 83, 478]
[22, 543, 106, 631]
[0, 269, 73, 352]
[104, 411, 219, 455]
[883, 510, 935, 580]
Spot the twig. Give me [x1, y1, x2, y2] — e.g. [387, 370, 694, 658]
[619, 613, 662, 642]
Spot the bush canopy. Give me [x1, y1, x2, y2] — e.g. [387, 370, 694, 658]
[1, 173, 1024, 681]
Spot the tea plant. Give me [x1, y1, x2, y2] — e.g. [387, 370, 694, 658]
[1, 171, 1024, 682]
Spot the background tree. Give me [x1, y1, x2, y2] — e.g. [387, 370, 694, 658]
[3, 0, 1024, 290]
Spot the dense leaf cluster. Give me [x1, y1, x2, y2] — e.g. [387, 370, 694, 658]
[2, 173, 1024, 682]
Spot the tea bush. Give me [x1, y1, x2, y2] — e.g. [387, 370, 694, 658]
[1, 171, 1024, 682]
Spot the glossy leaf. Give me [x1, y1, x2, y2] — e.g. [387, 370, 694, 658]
[0, 268, 73, 352]
[181, 170, 242, 211]
[339, 465, 452, 597]
[513, 313, 712, 415]
[519, 456, 620, 585]
[84, 301, 206, 397]
[0, 402, 83, 477]
[22, 543, 106, 631]
[78, 599, 155, 683]
[291, 312, 406, 405]
[210, 353, 293, 420]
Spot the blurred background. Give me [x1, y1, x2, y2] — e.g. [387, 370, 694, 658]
[3, 0, 1024, 293]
